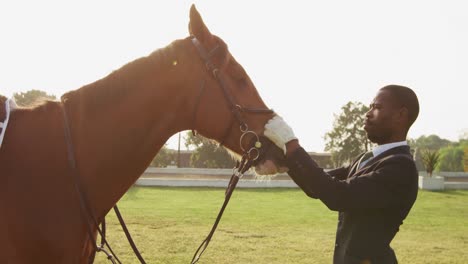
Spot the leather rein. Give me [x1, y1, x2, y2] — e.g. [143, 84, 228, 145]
[61, 103, 144, 264]
[189, 36, 273, 264]
[60, 36, 273, 264]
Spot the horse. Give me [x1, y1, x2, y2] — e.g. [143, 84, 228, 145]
[0, 5, 286, 264]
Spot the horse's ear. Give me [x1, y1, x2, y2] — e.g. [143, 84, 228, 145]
[188, 4, 212, 42]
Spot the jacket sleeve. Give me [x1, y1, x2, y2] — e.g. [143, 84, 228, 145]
[286, 147, 417, 211]
[326, 167, 349, 181]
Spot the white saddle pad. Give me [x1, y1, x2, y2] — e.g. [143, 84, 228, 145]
[0, 98, 18, 149]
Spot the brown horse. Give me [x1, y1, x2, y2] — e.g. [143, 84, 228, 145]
[0, 5, 285, 264]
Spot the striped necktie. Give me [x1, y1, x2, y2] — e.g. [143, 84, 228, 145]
[358, 151, 374, 169]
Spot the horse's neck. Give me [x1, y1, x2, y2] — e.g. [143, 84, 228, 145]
[65, 45, 193, 218]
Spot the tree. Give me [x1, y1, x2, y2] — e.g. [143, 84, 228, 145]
[459, 138, 468, 172]
[464, 147, 468, 172]
[324, 101, 372, 167]
[13, 89, 56, 107]
[150, 144, 176, 167]
[408, 134, 453, 171]
[408, 134, 452, 151]
[185, 132, 235, 168]
[438, 145, 464, 172]
[460, 130, 468, 141]
[420, 149, 441, 177]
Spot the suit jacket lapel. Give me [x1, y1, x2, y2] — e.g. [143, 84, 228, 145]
[348, 152, 367, 177]
[354, 145, 412, 175]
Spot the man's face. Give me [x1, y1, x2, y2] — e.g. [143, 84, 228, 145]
[364, 90, 401, 145]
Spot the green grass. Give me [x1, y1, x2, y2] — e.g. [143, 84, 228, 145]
[95, 187, 468, 264]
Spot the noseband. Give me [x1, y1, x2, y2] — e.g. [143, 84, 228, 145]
[190, 37, 273, 263]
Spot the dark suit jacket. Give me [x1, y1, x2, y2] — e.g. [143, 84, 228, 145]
[286, 145, 418, 264]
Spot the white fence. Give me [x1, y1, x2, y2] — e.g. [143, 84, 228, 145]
[439, 172, 468, 190]
[137, 167, 296, 188]
[136, 168, 468, 190]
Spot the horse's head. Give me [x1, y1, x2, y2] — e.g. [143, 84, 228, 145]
[185, 5, 286, 175]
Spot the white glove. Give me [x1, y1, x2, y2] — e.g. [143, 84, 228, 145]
[263, 115, 297, 154]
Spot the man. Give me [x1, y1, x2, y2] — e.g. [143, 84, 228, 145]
[264, 85, 420, 264]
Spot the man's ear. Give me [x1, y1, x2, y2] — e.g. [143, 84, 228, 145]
[398, 107, 410, 125]
[188, 4, 212, 43]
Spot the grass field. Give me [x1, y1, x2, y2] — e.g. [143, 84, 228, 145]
[94, 187, 468, 264]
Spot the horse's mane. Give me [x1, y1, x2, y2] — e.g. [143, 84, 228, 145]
[61, 39, 186, 112]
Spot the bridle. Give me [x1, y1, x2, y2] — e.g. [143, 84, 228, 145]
[190, 37, 273, 152]
[60, 35, 274, 264]
[189, 36, 274, 263]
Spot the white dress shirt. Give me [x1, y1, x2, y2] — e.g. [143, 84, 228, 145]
[372, 140, 408, 157]
[359, 140, 408, 168]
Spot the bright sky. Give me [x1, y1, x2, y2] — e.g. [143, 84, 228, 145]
[1, 1, 467, 151]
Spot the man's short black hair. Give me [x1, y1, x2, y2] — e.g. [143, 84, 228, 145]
[380, 84, 419, 128]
